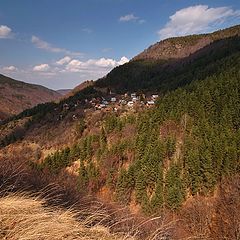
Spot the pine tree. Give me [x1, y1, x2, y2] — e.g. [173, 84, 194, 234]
[78, 161, 88, 192]
[115, 168, 131, 203]
[150, 166, 164, 212]
[165, 164, 185, 210]
[135, 170, 147, 204]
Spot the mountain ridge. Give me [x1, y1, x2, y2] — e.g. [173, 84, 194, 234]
[0, 74, 61, 120]
[96, 29, 240, 93]
[133, 24, 240, 62]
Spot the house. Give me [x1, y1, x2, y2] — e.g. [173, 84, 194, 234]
[127, 101, 134, 107]
[99, 104, 107, 109]
[152, 94, 159, 100]
[131, 93, 136, 98]
[147, 100, 155, 106]
[132, 97, 138, 102]
[111, 97, 117, 102]
[119, 99, 127, 105]
[102, 100, 109, 105]
[63, 103, 70, 110]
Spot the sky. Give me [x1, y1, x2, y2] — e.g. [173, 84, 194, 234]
[0, 0, 240, 90]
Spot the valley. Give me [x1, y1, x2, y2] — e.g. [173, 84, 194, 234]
[0, 25, 240, 239]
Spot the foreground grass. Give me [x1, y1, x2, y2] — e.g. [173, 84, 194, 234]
[0, 193, 133, 240]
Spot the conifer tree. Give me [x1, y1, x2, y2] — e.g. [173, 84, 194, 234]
[165, 164, 185, 210]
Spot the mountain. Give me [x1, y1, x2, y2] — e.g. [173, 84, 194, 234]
[71, 80, 94, 94]
[0, 74, 61, 120]
[133, 25, 240, 62]
[0, 25, 240, 239]
[57, 89, 72, 96]
[56, 81, 94, 99]
[96, 25, 240, 93]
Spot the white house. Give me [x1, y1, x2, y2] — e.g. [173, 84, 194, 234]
[131, 93, 136, 98]
[111, 97, 117, 102]
[152, 94, 159, 100]
[127, 101, 134, 107]
[147, 100, 155, 106]
[132, 97, 138, 102]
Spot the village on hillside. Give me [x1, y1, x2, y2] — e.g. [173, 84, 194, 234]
[59, 92, 159, 121]
[90, 92, 159, 111]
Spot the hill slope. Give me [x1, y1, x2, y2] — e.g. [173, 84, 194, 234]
[0, 74, 61, 120]
[96, 25, 240, 93]
[57, 89, 72, 96]
[133, 25, 240, 62]
[0, 25, 240, 239]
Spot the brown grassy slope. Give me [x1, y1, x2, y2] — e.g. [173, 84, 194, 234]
[0, 74, 61, 120]
[63, 80, 94, 99]
[0, 193, 132, 240]
[133, 24, 240, 61]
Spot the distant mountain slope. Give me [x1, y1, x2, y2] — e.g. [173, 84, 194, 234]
[57, 89, 72, 96]
[0, 74, 61, 120]
[69, 80, 94, 96]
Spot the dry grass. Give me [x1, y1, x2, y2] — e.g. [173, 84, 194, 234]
[0, 193, 133, 240]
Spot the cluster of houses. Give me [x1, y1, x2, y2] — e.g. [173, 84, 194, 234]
[57, 92, 159, 121]
[90, 93, 159, 111]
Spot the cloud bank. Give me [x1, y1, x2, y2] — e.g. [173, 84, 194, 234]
[28, 56, 129, 82]
[158, 5, 240, 39]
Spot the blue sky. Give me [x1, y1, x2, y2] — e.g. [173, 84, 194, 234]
[0, 0, 240, 90]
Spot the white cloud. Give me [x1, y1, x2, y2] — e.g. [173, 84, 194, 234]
[119, 14, 139, 22]
[158, 5, 240, 39]
[82, 28, 93, 34]
[2, 65, 18, 71]
[0, 25, 12, 39]
[65, 56, 129, 73]
[118, 56, 129, 65]
[94, 58, 116, 67]
[56, 56, 71, 65]
[66, 60, 83, 72]
[33, 63, 50, 72]
[119, 14, 145, 24]
[31, 35, 82, 56]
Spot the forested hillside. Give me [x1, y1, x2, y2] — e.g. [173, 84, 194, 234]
[0, 25, 239, 239]
[96, 25, 240, 93]
[39, 48, 240, 212]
